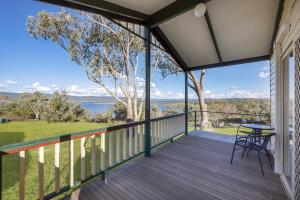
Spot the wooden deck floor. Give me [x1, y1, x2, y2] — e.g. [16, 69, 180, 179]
[63, 135, 288, 200]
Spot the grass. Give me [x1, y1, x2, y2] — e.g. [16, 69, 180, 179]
[0, 121, 108, 146]
[0, 120, 109, 200]
[202, 127, 239, 135]
[188, 123, 256, 136]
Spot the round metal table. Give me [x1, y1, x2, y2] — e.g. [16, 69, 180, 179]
[241, 123, 274, 132]
[241, 123, 274, 144]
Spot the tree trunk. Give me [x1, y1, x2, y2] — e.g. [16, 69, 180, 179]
[188, 70, 208, 128]
[198, 88, 208, 127]
[126, 102, 134, 122]
[34, 112, 40, 120]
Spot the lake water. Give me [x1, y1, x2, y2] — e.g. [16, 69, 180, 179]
[81, 102, 114, 115]
[80, 102, 178, 116]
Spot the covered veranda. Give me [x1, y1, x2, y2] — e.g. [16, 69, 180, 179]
[2, 0, 297, 200]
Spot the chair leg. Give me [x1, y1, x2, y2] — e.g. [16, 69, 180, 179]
[265, 149, 272, 169]
[242, 146, 246, 158]
[231, 143, 237, 164]
[258, 151, 264, 176]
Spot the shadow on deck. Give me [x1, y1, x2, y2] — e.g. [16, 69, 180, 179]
[63, 135, 287, 200]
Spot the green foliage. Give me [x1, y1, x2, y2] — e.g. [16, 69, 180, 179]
[162, 107, 178, 116]
[151, 104, 162, 118]
[0, 92, 48, 120]
[0, 95, 10, 101]
[45, 91, 89, 122]
[0, 92, 90, 122]
[112, 102, 127, 121]
[27, 10, 145, 121]
[94, 112, 110, 123]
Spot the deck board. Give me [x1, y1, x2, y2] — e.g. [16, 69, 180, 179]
[63, 135, 288, 200]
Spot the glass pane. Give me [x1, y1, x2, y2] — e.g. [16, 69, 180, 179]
[283, 52, 294, 185]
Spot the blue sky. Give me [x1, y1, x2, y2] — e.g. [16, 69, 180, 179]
[0, 0, 270, 99]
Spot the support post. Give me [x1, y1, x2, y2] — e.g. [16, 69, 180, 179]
[185, 72, 188, 135]
[144, 26, 151, 157]
[194, 110, 197, 131]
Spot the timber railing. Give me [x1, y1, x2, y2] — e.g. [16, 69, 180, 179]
[0, 113, 185, 200]
[188, 111, 271, 130]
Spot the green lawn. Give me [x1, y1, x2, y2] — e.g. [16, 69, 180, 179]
[188, 123, 254, 136]
[0, 121, 108, 146]
[202, 127, 239, 135]
[0, 121, 109, 200]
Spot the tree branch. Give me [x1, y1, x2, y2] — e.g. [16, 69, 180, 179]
[85, 70, 127, 106]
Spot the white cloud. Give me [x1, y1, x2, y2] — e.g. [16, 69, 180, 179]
[224, 89, 269, 98]
[258, 65, 270, 78]
[261, 66, 270, 71]
[0, 84, 6, 90]
[20, 81, 267, 99]
[136, 77, 155, 88]
[6, 80, 18, 85]
[205, 90, 211, 94]
[151, 87, 184, 99]
[26, 81, 52, 93]
[66, 84, 110, 96]
[188, 87, 269, 99]
[258, 71, 270, 78]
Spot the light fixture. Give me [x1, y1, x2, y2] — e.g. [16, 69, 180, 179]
[194, 3, 206, 17]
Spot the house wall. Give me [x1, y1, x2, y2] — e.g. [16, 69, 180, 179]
[271, 0, 300, 199]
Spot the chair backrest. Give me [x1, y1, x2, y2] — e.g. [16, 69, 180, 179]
[235, 125, 252, 138]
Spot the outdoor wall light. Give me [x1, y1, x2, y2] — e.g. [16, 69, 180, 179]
[194, 3, 206, 17]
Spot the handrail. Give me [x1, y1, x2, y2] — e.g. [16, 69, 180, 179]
[150, 112, 185, 122]
[0, 113, 186, 154]
[189, 110, 270, 117]
[0, 121, 146, 155]
[189, 110, 270, 131]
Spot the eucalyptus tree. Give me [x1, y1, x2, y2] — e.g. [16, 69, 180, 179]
[156, 51, 208, 127]
[27, 10, 146, 122]
[27, 9, 208, 124]
[187, 70, 208, 127]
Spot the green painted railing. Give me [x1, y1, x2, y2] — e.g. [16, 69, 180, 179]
[0, 113, 186, 200]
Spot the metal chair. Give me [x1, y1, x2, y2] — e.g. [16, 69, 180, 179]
[230, 126, 275, 176]
[230, 125, 252, 160]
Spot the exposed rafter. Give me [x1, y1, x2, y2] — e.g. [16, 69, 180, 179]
[147, 0, 210, 28]
[37, 0, 149, 25]
[190, 55, 269, 71]
[152, 27, 189, 71]
[36, 0, 279, 71]
[270, 0, 285, 55]
[204, 11, 222, 63]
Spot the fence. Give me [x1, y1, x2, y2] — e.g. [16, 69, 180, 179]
[0, 113, 185, 200]
[188, 111, 271, 130]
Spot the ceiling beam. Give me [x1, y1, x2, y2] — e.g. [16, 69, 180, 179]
[147, 0, 210, 28]
[204, 11, 222, 63]
[152, 27, 189, 71]
[189, 55, 269, 71]
[37, 0, 149, 25]
[269, 0, 285, 55]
